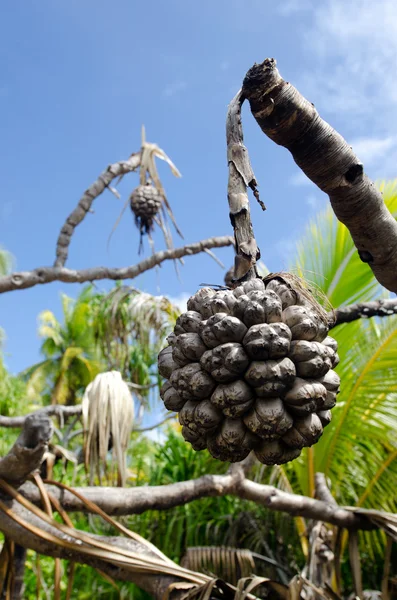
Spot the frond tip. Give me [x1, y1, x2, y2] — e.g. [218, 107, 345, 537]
[82, 371, 134, 486]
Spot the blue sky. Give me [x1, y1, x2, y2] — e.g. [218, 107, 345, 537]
[1, 0, 396, 376]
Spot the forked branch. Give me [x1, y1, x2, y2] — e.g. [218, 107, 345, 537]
[54, 153, 141, 267]
[242, 58, 397, 293]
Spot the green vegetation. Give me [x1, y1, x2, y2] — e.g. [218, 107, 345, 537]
[0, 182, 396, 597]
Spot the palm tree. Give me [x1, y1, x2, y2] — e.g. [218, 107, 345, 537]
[269, 180, 397, 560]
[22, 286, 103, 405]
[92, 285, 180, 409]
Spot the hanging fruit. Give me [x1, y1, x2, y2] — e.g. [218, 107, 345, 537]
[158, 273, 340, 465]
[130, 182, 162, 239]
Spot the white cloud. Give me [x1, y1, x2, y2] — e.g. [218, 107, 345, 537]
[298, 1, 397, 121]
[162, 81, 187, 98]
[279, 0, 397, 178]
[168, 292, 190, 312]
[348, 136, 396, 166]
[289, 171, 313, 187]
[277, 0, 313, 16]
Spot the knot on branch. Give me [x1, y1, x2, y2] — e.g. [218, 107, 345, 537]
[0, 413, 53, 486]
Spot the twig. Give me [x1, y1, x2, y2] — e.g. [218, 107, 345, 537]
[242, 58, 397, 293]
[0, 236, 234, 294]
[134, 414, 175, 433]
[226, 90, 261, 282]
[54, 153, 141, 267]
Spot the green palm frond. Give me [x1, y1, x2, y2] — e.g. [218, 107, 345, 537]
[279, 179, 397, 532]
[24, 286, 101, 405]
[0, 247, 13, 276]
[292, 179, 397, 307]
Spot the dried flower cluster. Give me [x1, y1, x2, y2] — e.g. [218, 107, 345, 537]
[158, 275, 340, 465]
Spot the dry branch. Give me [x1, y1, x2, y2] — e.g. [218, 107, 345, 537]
[0, 406, 82, 429]
[314, 473, 338, 507]
[0, 413, 53, 485]
[19, 468, 374, 531]
[226, 91, 262, 282]
[242, 58, 397, 293]
[54, 153, 141, 267]
[0, 236, 234, 294]
[329, 297, 397, 327]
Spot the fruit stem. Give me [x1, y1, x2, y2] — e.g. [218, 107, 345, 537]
[226, 91, 263, 283]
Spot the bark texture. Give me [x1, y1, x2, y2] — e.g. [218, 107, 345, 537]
[0, 413, 53, 486]
[54, 153, 141, 267]
[242, 58, 397, 293]
[0, 236, 234, 294]
[329, 297, 397, 327]
[19, 470, 374, 530]
[226, 91, 262, 282]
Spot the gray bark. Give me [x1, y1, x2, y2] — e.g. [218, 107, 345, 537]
[329, 297, 397, 328]
[0, 236, 234, 294]
[226, 91, 262, 282]
[242, 58, 397, 293]
[19, 469, 373, 530]
[0, 413, 53, 486]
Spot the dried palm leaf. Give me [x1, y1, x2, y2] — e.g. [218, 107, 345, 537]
[182, 546, 255, 586]
[82, 371, 134, 486]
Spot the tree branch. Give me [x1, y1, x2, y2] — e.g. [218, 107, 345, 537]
[0, 236, 234, 294]
[314, 473, 338, 507]
[0, 406, 82, 428]
[328, 297, 397, 328]
[242, 58, 397, 293]
[226, 91, 262, 282]
[54, 153, 141, 268]
[0, 413, 53, 486]
[19, 469, 375, 531]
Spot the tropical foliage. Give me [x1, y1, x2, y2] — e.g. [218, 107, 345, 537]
[21, 287, 102, 405]
[1, 182, 397, 596]
[271, 181, 397, 566]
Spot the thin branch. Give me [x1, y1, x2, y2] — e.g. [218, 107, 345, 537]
[0, 406, 82, 428]
[134, 414, 175, 433]
[242, 58, 397, 293]
[226, 90, 262, 282]
[329, 297, 397, 328]
[54, 153, 141, 267]
[0, 413, 53, 485]
[0, 236, 234, 294]
[18, 469, 376, 531]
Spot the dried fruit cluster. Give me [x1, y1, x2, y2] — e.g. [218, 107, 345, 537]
[158, 275, 340, 465]
[130, 183, 162, 236]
